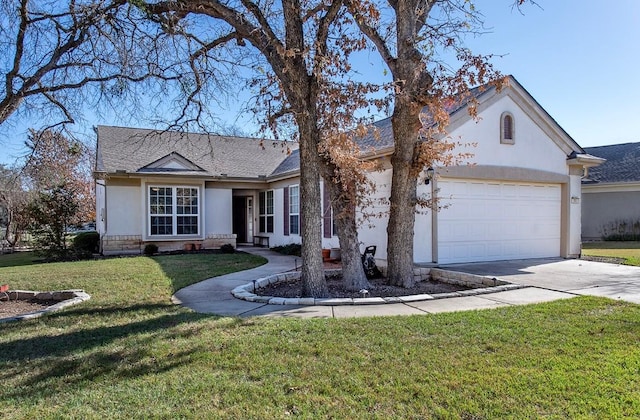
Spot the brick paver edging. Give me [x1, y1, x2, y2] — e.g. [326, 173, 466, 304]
[231, 269, 526, 306]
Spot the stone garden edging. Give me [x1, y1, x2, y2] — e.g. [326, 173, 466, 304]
[0, 289, 91, 323]
[231, 268, 526, 306]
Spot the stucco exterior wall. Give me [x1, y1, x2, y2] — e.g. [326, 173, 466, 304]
[95, 180, 106, 235]
[582, 189, 640, 240]
[450, 95, 569, 174]
[320, 180, 340, 250]
[357, 169, 392, 262]
[413, 181, 434, 263]
[204, 187, 233, 235]
[567, 173, 583, 256]
[106, 184, 142, 236]
[356, 93, 580, 265]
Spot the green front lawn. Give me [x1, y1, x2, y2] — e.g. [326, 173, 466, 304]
[1, 253, 639, 418]
[582, 241, 640, 266]
[0, 251, 41, 268]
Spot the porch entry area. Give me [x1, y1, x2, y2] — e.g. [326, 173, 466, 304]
[232, 195, 254, 245]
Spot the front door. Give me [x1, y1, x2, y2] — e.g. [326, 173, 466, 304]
[232, 196, 247, 243]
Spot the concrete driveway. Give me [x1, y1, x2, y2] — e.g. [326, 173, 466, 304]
[441, 258, 640, 304]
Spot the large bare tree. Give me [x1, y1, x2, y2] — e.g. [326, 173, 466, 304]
[142, 0, 386, 295]
[0, 0, 194, 131]
[346, 0, 508, 287]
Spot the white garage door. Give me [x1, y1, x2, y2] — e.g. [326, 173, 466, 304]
[438, 179, 561, 264]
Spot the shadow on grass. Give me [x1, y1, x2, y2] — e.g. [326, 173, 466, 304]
[0, 251, 42, 268]
[0, 305, 212, 363]
[45, 302, 176, 319]
[0, 305, 221, 400]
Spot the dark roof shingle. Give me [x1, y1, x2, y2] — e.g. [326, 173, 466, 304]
[96, 126, 296, 179]
[583, 142, 640, 183]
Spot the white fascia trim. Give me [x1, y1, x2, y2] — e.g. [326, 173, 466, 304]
[567, 154, 606, 168]
[582, 182, 640, 193]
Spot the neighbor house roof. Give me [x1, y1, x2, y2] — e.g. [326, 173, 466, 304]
[583, 142, 640, 183]
[95, 125, 297, 179]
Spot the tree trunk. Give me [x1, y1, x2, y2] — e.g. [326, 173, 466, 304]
[298, 118, 329, 298]
[0, 96, 22, 126]
[383, 0, 434, 288]
[324, 175, 370, 291]
[386, 102, 422, 288]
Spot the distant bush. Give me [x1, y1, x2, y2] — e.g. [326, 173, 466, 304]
[220, 243, 235, 254]
[72, 231, 99, 258]
[143, 243, 158, 256]
[272, 243, 301, 256]
[601, 219, 640, 241]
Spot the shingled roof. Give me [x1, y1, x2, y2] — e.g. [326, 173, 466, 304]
[583, 142, 640, 183]
[95, 125, 296, 179]
[97, 76, 576, 181]
[354, 84, 492, 153]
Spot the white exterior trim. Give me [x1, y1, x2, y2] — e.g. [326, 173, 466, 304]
[582, 182, 640, 193]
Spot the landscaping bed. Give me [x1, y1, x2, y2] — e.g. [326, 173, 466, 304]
[234, 268, 520, 305]
[258, 274, 469, 299]
[0, 299, 54, 318]
[0, 290, 91, 322]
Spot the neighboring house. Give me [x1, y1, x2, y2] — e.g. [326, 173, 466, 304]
[581, 142, 640, 240]
[95, 75, 603, 264]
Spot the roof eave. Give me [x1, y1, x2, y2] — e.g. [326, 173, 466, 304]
[567, 153, 606, 168]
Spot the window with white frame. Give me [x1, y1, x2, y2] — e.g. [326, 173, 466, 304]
[289, 185, 300, 235]
[149, 186, 199, 236]
[259, 190, 274, 233]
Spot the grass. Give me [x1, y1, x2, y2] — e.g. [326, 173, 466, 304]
[0, 251, 267, 293]
[154, 252, 268, 291]
[0, 251, 41, 268]
[1, 253, 640, 418]
[582, 241, 640, 266]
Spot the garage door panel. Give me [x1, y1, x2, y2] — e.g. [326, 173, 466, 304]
[438, 179, 561, 264]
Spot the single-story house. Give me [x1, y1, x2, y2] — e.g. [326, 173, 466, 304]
[95, 75, 603, 264]
[581, 142, 640, 240]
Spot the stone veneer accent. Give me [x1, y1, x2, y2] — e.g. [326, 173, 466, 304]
[203, 233, 237, 249]
[231, 268, 524, 306]
[102, 235, 143, 255]
[1, 289, 91, 323]
[429, 268, 509, 288]
[101, 233, 237, 255]
[377, 265, 431, 283]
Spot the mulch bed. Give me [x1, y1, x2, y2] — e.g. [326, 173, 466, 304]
[257, 275, 471, 299]
[0, 299, 58, 319]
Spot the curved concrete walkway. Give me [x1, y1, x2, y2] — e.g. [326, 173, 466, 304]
[170, 248, 625, 319]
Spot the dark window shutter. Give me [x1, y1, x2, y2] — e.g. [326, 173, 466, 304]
[323, 181, 332, 238]
[283, 186, 289, 236]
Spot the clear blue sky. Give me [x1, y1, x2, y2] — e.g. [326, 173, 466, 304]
[469, 0, 640, 148]
[1, 0, 638, 165]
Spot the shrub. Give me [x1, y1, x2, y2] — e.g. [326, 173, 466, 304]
[601, 219, 640, 241]
[220, 243, 235, 254]
[143, 243, 158, 256]
[272, 243, 302, 256]
[72, 231, 99, 257]
[27, 185, 80, 261]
